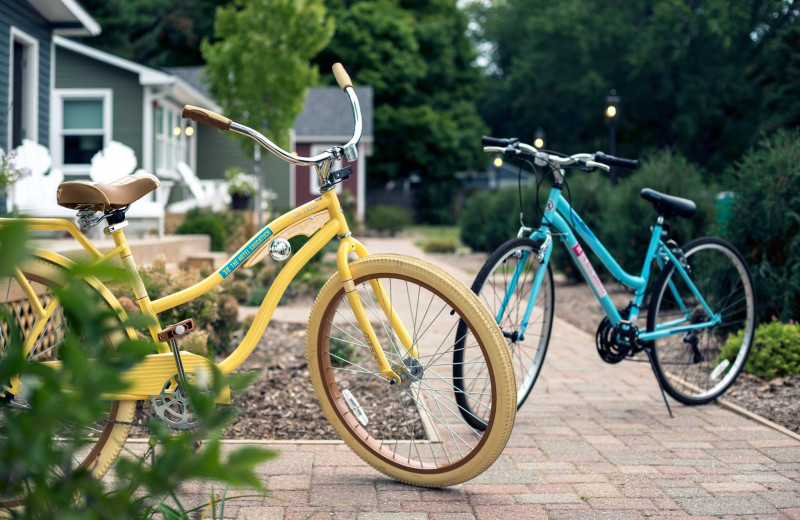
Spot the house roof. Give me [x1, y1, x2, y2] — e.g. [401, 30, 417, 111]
[165, 66, 374, 141]
[27, 0, 101, 36]
[294, 86, 374, 141]
[54, 37, 219, 110]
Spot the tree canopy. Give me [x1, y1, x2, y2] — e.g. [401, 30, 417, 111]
[201, 0, 334, 148]
[78, 0, 227, 67]
[315, 0, 488, 222]
[478, 0, 800, 175]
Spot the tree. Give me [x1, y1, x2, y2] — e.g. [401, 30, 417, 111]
[79, 0, 229, 67]
[316, 0, 487, 222]
[478, 0, 799, 176]
[202, 0, 334, 148]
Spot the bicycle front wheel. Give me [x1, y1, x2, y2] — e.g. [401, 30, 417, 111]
[306, 254, 515, 487]
[0, 255, 136, 507]
[647, 237, 756, 404]
[454, 237, 554, 429]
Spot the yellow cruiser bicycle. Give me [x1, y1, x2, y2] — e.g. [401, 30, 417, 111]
[0, 65, 515, 493]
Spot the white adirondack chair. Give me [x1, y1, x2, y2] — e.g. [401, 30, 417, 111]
[6, 139, 73, 218]
[88, 141, 171, 237]
[166, 161, 229, 213]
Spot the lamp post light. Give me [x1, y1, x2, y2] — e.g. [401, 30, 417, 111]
[533, 127, 545, 149]
[605, 89, 620, 185]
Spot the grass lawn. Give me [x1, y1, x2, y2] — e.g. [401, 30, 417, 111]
[409, 225, 460, 241]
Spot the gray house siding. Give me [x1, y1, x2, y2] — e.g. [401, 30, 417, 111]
[0, 0, 52, 150]
[196, 126, 290, 207]
[54, 46, 144, 164]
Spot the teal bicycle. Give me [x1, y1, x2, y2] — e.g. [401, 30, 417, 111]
[454, 137, 756, 429]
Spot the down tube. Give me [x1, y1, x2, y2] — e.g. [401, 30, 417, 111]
[216, 219, 340, 375]
[548, 212, 623, 325]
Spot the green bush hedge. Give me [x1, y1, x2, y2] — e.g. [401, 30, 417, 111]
[720, 319, 800, 378]
[366, 205, 413, 235]
[722, 129, 800, 322]
[175, 208, 246, 252]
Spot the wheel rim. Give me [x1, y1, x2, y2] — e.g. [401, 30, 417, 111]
[475, 244, 552, 407]
[0, 268, 125, 504]
[652, 242, 754, 399]
[317, 272, 497, 473]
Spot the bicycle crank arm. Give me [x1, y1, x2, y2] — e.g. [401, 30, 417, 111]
[14, 352, 230, 403]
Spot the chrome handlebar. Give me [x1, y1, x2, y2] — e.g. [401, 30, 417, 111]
[231, 85, 363, 168]
[483, 144, 611, 172]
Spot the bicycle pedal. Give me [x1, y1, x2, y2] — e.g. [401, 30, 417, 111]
[157, 319, 195, 342]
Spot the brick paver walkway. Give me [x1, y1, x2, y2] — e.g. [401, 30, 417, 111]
[172, 237, 800, 519]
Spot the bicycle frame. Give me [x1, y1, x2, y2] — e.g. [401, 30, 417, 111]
[2, 188, 416, 400]
[501, 182, 721, 343]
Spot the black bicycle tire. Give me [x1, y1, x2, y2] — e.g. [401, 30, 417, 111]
[454, 237, 554, 429]
[646, 236, 756, 405]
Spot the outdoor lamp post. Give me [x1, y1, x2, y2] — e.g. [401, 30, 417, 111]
[533, 127, 545, 149]
[605, 89, 620, 186]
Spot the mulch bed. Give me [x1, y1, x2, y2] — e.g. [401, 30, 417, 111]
[222, 321, 337, 440]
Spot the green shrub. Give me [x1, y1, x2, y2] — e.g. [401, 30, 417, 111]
[226, 279, 250, 303]
[421, 236, 459, 253]
[366, 205, 413, 235]
[175, 209, 247, 252]
[720, 319, 800, 378]
[246, 286, 269, 306]
[135, 258, 239, 355]
[459, 187, 527, 252]
[722, 129, 800, 322]
[175, 208, 227, 251]
[329, 334, 355, 367]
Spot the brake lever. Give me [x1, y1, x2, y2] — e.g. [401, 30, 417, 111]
[585, 160, 610, 172]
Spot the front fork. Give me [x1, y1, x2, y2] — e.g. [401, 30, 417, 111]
[336, 237, 417, 385]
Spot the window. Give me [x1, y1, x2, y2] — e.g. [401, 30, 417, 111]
[154, 103, 193, 175]
[8, 28, 38, 150]
[53, 90, 112, 175]
[309, 144, 342, 194]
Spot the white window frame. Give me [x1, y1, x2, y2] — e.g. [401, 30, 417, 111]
[52, 88, 113, 176]
[7, 27, 39, 150]
[309, 144, 342, 194]
[154, 100, 193, 177]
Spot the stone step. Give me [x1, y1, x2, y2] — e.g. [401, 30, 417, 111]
[33, 234, 211, 267]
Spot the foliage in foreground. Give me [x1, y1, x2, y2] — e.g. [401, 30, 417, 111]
[0, 222, 273, 518]
[720, 319, 800, 379]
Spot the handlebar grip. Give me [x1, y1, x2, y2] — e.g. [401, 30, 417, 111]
[182, 105, 232, 131]
[594, 151, 639, 169]
[332, 63, 353, 91]
[481, 136, 519, 147]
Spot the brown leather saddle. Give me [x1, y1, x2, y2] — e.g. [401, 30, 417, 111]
[56, 172, 160, 212]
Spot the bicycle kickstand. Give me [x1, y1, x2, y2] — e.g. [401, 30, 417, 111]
[644, 346, 674, 418]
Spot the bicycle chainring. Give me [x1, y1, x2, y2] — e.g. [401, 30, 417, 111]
[595, 317, 630, 364]
[150, 373, 208, 430]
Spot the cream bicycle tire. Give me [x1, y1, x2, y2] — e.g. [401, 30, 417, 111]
[0, 255, 136, 506]
[306, 254, 516, 487]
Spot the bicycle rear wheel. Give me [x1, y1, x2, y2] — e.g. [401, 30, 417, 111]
[0, 255, 136, 507]
[647, 237, 756, 404]
[454, 237, 554, 429]
[306, 254, 515, 487]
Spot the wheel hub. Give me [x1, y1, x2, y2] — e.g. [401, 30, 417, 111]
[392, 357, 424, 388]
